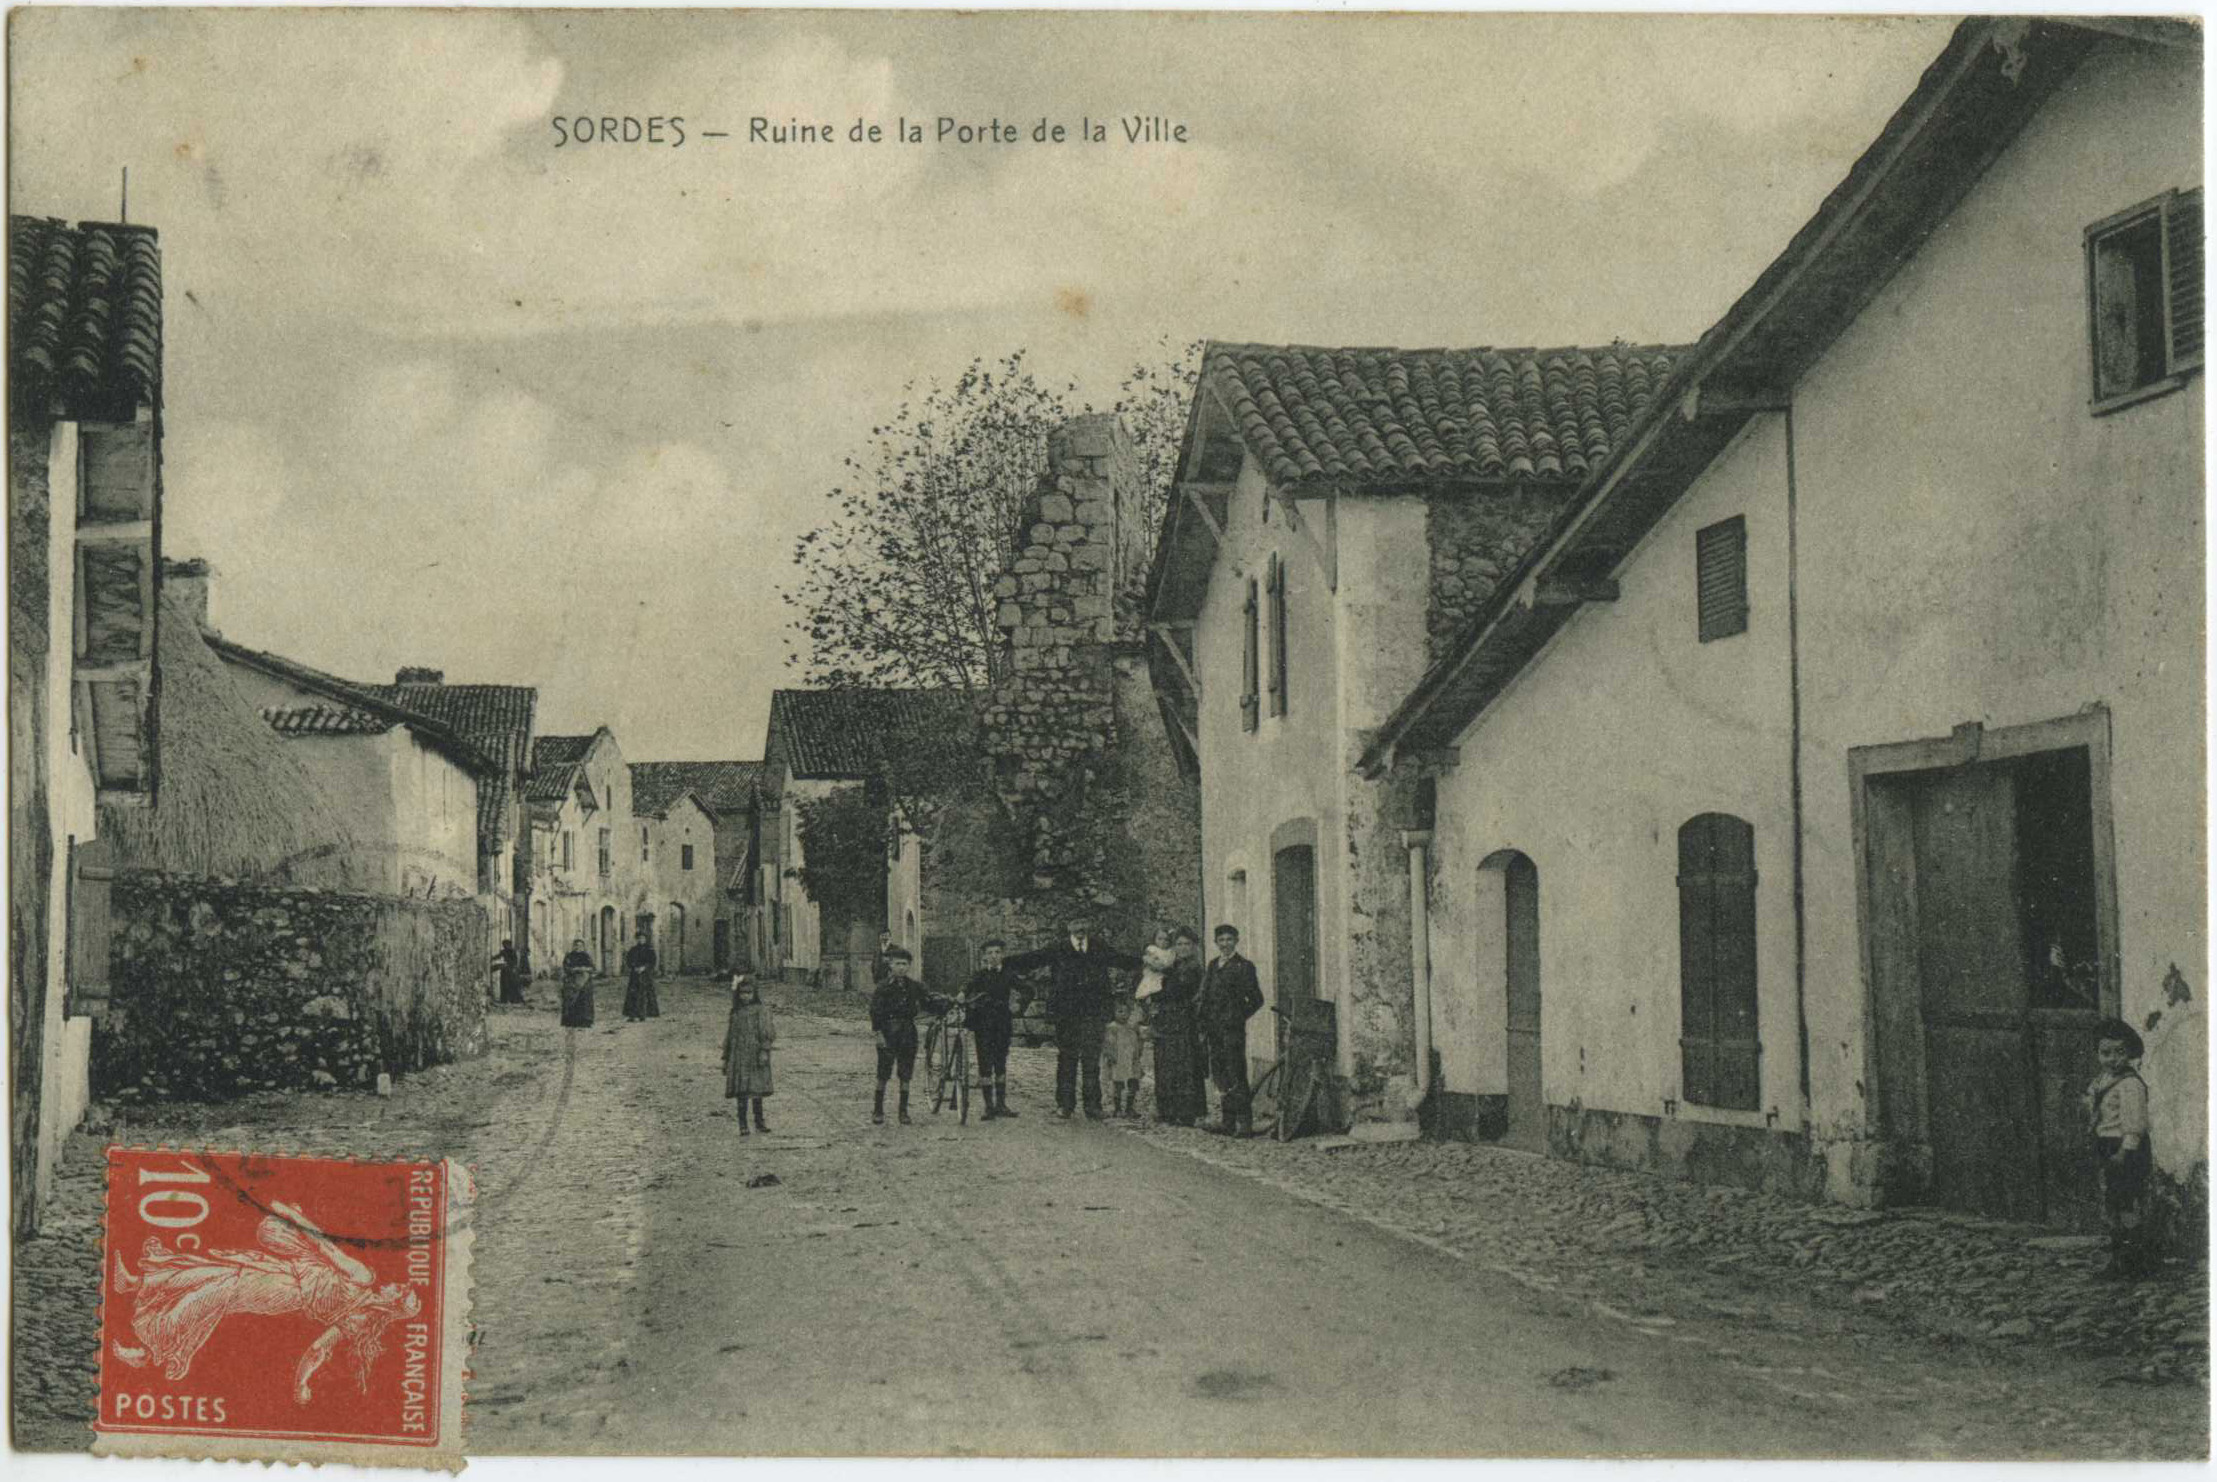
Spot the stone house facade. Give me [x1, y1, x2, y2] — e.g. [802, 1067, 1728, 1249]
[8, 213, 165, 1234]
[1361, 18, 2204, 1226]
[628, 760, 763, 973]
[1145, 344, 1679, 1126]
[635, 786, 718, 974]
[527, 728, 643, 971]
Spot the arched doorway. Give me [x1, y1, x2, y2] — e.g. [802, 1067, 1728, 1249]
[598, 905, 616, 973]
[1480, 849, 1543, 1151]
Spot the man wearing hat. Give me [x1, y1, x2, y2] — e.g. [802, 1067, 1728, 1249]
[869, 944, 941, 1125]
[1005, 915, 1143, 1120]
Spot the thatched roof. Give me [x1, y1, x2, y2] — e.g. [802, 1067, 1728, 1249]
[98, 590, 365, 886]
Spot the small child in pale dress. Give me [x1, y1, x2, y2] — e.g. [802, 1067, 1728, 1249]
[1103, 998, 1147, 1118]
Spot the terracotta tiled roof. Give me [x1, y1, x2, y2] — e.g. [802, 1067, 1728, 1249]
[630, 761, 763, 818]
[202, 634, 495, 779]
[525, 734, 596, 803]
[261, 703, 393, 737]
[768, 689, 971, 780]
[356, 680, 537, 843]
[9, 215, 162, 419]
[1204, 341, 1684, 488]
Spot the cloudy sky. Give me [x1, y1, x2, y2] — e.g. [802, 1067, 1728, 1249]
[11, 9, 1953, 760]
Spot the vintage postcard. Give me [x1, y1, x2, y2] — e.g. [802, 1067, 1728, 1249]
[6, 6, 2207, 1467]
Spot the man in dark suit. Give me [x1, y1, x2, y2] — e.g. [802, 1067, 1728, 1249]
[1004, 915, 1142, 1120]
[1197, 924, 1266, 1136]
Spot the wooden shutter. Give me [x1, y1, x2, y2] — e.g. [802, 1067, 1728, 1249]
[1678, 814, 1759, 1110]
[1241, 577, 1260, 733]
[1266, 555, 1289, 718]
[2167, 187, 2204, 374]
[64, 836, 115, 1018]
[1696, 517, 1748, 643]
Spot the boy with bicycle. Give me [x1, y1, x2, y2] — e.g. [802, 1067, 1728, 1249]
[870, 945, 942, 1125]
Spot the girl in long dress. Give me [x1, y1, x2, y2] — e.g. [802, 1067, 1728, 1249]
[721, 974, 776, 1135]
[1148, 927, 1209, 1126]
[560, 938, 597, 1028]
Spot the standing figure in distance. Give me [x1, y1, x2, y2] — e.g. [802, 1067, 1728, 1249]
[559, 937, 597, 1028]
[722, 972, 776, 1136]
[490, 938, 525, 1006]
[622, 925, 660, 1022]
[1004, 916, 1142, 1121]
[1198, 924, 1266, 1137]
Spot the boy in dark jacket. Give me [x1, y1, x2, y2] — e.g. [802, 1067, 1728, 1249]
[963, 939, 1028, 1120]
[870, 945, 940, 1125]
[1197, 925, 1266, 1136]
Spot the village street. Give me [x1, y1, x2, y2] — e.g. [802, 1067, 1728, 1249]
[13, 973, 2203, 1459]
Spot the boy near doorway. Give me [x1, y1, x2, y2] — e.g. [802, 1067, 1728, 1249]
[2086, 1019, 2154, 1280]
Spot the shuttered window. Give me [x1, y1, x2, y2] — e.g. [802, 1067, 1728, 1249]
[1265, 554, 1289, 717]
[1240, 576, 1260, 733]
[2088, 187, 2204, 408]
[1696, 516, 1747, 643]
[682, 844, 695, 871]
[1678, 813, 1760, 1111]
[64, 836, 115, 1018]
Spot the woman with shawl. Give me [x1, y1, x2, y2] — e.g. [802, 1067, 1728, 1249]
[622, 926, 661, 1022]
[1147, 926, 1209, 1126]
[560, 938, 597, 1028]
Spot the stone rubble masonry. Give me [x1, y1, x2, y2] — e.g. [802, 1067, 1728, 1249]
[1426, 485, 1575, 662]
[95, 871, 492, 1102]
[952, 413, 1201, 949]
[11, 423, 56, 1238]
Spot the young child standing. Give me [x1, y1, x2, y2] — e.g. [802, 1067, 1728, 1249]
[1103, 997, 1145, 1119]
[722, 973, 775, 1136]
[2086, 1018, 2153, 1279]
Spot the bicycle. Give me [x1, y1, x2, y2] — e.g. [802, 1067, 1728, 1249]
[1246, 1004, 1328, 1142]
[927, 1001, 973, 1125]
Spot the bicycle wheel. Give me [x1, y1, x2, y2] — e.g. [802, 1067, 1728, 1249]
[923, 1020, 943, 1079]
[954, 1034, 971, 1126]
[1249, 1061, 1283, 1138]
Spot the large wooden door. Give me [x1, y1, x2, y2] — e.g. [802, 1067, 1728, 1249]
[1273, 845, 1318, 1003]
[1912, 766, 2046, 1223]
[1503, 854, 1545, 1152]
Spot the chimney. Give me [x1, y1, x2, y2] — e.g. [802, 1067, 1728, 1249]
[395, 666, 445, 686]
[162, 557, 214, 633]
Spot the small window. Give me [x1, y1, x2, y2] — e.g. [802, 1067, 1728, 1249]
[562, 831, 574, 870]
[641, 826, 650, 864]
[1678, 813, 1760, 1111]
[1241, 577, 1260, 733]
[598, 828, 612, 876]
[1696, 516, 1747, 643]
[1266, 555, 1289, 718]
[682, 844, 695, 871]
[2088, 188, 2203, 410]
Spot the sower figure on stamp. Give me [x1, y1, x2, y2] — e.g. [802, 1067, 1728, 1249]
[963, 938, 1029, 1120]
[1004, 916, 1142, 1121]
[870, 945, 943, 1125]
[722, 972, 776, 1135]
[1197, 924, 1265, 1137]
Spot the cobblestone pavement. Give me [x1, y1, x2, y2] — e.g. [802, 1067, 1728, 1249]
[1121, 1119, 2208, 1458]
[13, 973, 2208, 1458]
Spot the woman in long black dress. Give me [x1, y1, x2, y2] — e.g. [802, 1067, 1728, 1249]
[622, 928, 661, 1022]
[559, 939, 597, 1028]
[1148, 927, 1208, 1126]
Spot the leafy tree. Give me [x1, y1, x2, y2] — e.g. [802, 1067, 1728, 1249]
[792, 784, 888, 929]
[784, 341, 1200, 692]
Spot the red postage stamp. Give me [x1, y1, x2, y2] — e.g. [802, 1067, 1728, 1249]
[94, 1148, 471, 1468]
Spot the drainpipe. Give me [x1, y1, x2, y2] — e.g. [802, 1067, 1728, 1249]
[1402, 829, 1435, 1108]
[1785, 403, 1813, 1130]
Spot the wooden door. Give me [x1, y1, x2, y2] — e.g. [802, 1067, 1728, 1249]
[1273, 845, 1318, 1003]
[714, 919, 731, 972]
[1503, 854, 1545, 1151]
[1913, 766, 2045, 1223]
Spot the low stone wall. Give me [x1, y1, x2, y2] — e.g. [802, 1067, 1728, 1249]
[94, 871, 491, 1102]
